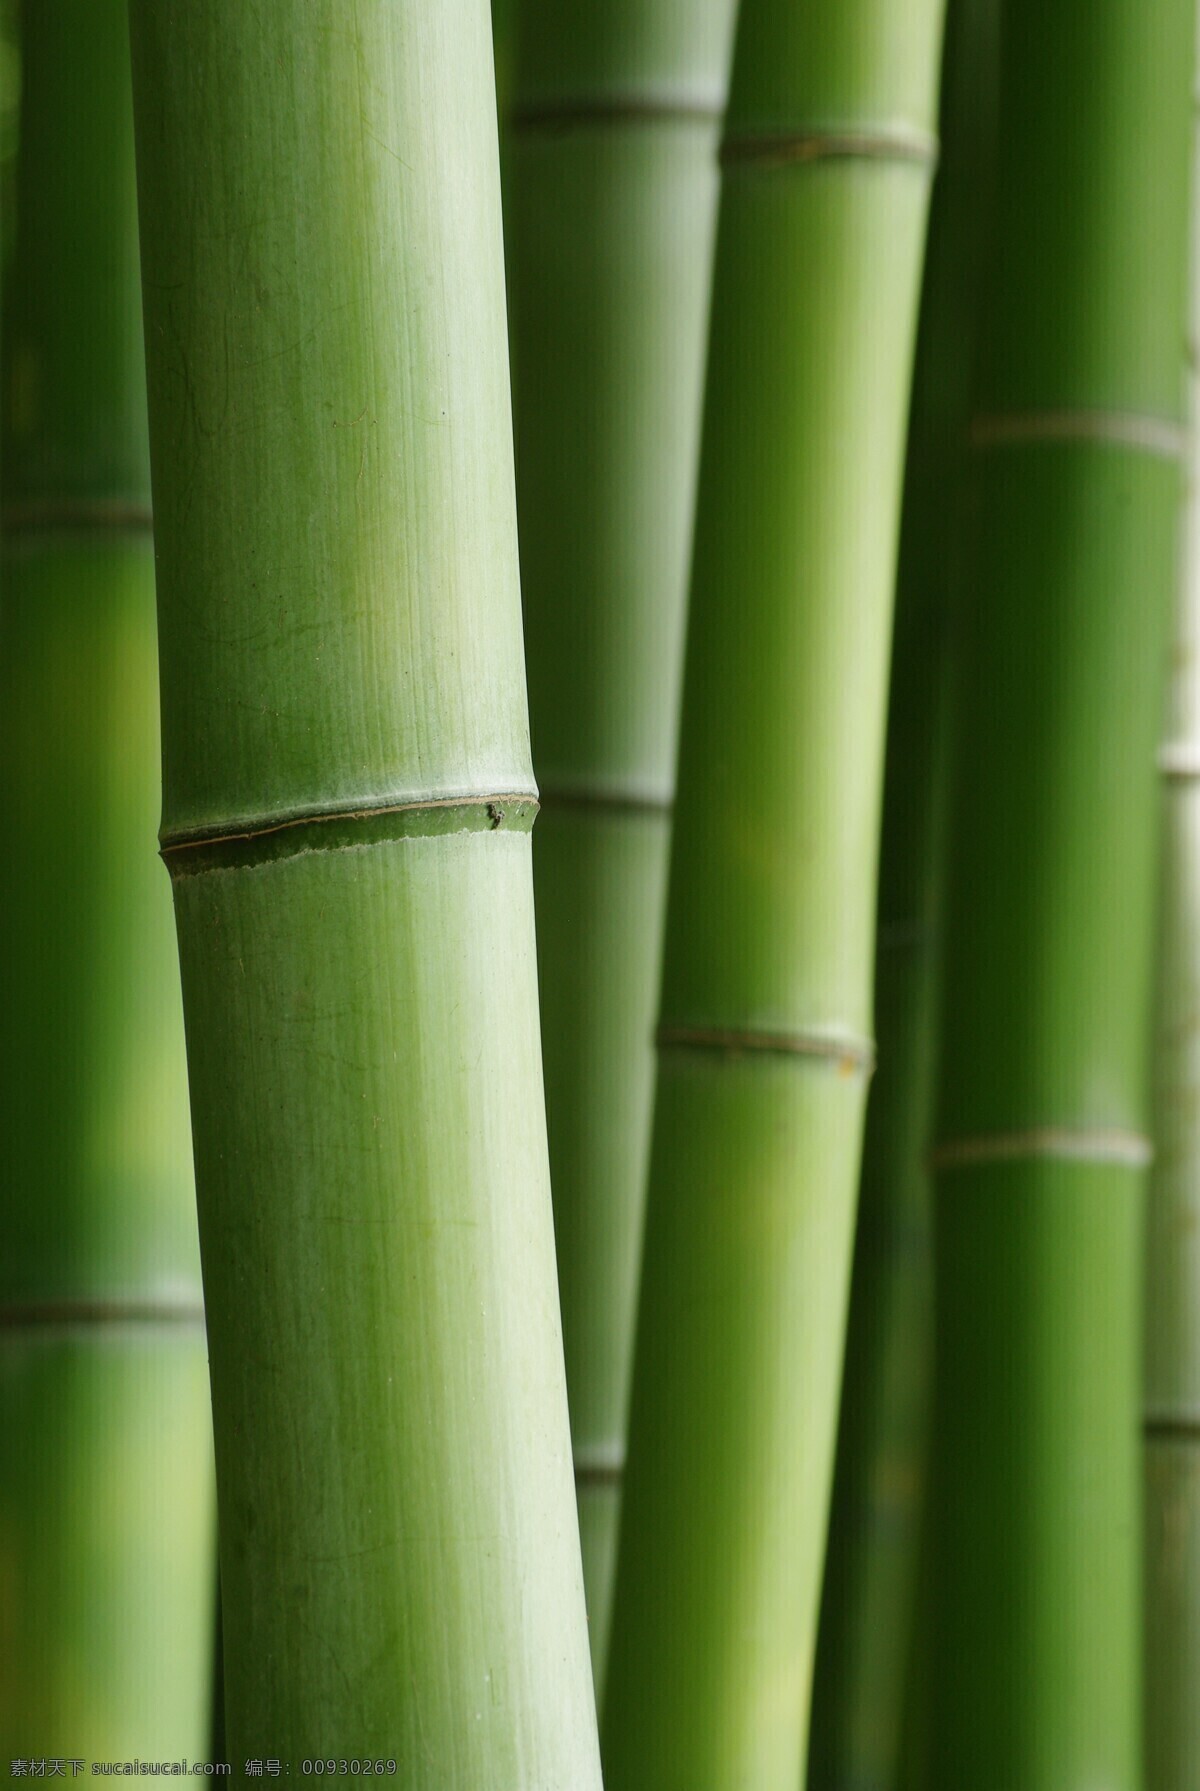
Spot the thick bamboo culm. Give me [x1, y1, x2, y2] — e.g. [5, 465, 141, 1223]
[599, 2, 946, 1786]
[1144, 59, 1200, 1791]
[504, 0, 735, 1691]
[0, 0, 213, 1755]
[128, 4, 601, 1776]
[929, 0, 1194, 1784]
[805, 0, 998, 1783]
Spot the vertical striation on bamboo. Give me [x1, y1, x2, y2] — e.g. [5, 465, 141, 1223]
[504, 0, 736, 1692]
[127, 3, 603, 1777]
[0, 0, 214, 1756]
[930, 0, 1194, 1784]
[599, 1, 947, 1786]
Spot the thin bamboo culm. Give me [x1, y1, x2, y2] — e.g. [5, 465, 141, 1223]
[128, 4, 602, 1776]
[504, 0, 735, 1693]
[1144, 37, 1200, 1791]
[0, 0, 213, 1755]
[599, 2, 946, 1786]
[929, 0, 1194, 1784]
[805, 0, 998, 1781]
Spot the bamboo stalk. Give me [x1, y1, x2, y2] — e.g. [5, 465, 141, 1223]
[1144, 52, 1200, 1791]
[491, 0, 516, 131]
[805, 4, 999, 1784]
[127, 4, 602, 1775]
[0, 0, 213, 1756]
[599, 3, 945, 1785]
[0, 0, 16, 281]
[504, 0, 735, 1692]
[929, 0, 1194, 1782]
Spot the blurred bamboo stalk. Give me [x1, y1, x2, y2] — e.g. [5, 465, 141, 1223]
[600, 1, 946, 1785]
[1144, 40, 1200, 1791]
[930, 0, 1194, 1782]
[0, 0, 214, 1756]
[806, 0, 999, 1781]
[504, 0, 735, 1693]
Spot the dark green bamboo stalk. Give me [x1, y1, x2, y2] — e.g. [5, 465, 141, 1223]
[1144, 63, 1200, 1791]
[491, 0, 514, 130]
[0, 0, 16, 280]
[806, 2, 998, 1784]
[128, 4, 602, 1776]
[599, 3, 945, 1786]
[0, 0, 213, 1756]
[504, 0, 735, 1691]
[930, 0, 1194, 1783]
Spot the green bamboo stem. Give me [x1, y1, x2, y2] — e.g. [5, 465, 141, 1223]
[0, 0, 213, 1756]
[491, 0, 516, 128]
[1144, 60, 1200, 1791]
[127, 5, 602, 1776]
[929, 1, 1194, 1783]
[599, 4, 945, 1786]
[805, 4, 998, 1784]
[504, 0, 735, 1691]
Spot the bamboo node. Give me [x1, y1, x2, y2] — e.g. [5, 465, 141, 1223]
[929, 1126, 1153, 1171]
[538, 785, 672, 819]
[0, 1297, 206, 1331]
[1144, 1411, 1200, 1442]
[508, 95, 723, 135]
[574, 1448, 625, 1490]
[1, 498, 154, 536]
[970, 410, 1188, 459]
[719, 125, 938, 172]
[655, 1023, 875, 1073]
[161, 791, 540, 873]
[1158, 742, 1200, 778]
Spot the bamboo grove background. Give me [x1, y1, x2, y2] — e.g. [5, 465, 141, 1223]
[0, 0, 1197, 1786]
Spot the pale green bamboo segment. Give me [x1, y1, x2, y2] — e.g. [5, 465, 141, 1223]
[807, 2, 999, 1783]
[170, 832, 598, 1774]
[1144, 72, 1200, 1791]
[600, 1, 945, 1785]
[129, 2, 600, 1776]
[931, 0, 1193, 1783]
[130, 4, 533, 842]
[0, 0, 212, 1757]
[506, 0, 734, 1693]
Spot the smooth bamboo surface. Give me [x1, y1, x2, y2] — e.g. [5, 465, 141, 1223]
[1144, 62, 1200, 1791]
[930, 2, 1194, 1784]
[505, 0, 735, 1690]
[128, 4, 601, 1777]
[599, 3, 945, 1786]
[0, 0, 213, 1757]
[806, 3, 998, 1784]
